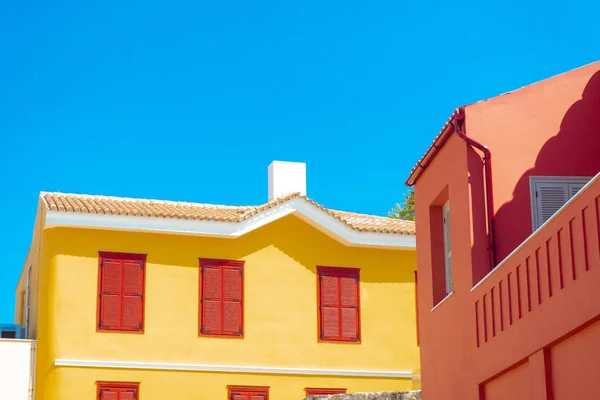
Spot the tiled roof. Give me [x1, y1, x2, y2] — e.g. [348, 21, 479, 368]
[41, 192, 416, 235]
[405, 108, 461, 187]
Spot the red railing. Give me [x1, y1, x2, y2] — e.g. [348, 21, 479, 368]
[472, 173, 600, 348]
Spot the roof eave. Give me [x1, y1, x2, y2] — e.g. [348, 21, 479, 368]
[405, 107, 463, 187]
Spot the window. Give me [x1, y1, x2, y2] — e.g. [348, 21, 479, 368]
[199, 259, 244, 337]
[97, 252, 146, 333]
[97, 381, 139, 400]
[530, 176, 592, 230]
[442, 201, 453, 295]
[305, 388, 346, 396]
[317, 266, 360, 343]
[228, 385, 269, 400]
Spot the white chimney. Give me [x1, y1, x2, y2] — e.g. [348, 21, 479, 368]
[268, 161, 306, 201]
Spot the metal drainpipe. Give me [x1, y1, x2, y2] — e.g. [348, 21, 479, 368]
[452, 112, 497, 269]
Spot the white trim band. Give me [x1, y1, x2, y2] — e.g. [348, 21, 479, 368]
[54, 359, 412, 378]
[45, 197, 416, 249]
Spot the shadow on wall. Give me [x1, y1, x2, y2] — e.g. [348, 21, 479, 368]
[493, 70, 600, 263]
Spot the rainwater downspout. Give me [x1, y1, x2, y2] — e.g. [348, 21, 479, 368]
[451, 112, 497, 269]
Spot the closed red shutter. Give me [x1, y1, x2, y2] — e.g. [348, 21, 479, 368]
[200, 259, 244, 337]
[99, 388, 118, 400]
[98, 252, 146, 333]
[340, 275, 359, 340]
[228, 386, 268, 400]
[320, 274, 340, 340]
[318, 266, 360, 342]
[97, 383, 139, 400]
[122, 261, 144, 331]
[99, 260, 122, 330]
[222, 266, 243, 335]
[119, 388, 137, 400]
[201, 265, 223, 335]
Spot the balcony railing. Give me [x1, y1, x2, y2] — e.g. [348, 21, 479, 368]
[472, 172, 600, 348]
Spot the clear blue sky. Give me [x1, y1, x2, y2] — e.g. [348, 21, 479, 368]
[0, 0, 598, 322]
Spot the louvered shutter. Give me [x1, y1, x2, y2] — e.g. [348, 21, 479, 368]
[340, 275, 359, 340]
[320, 274, 340, 340]
[98, 388, 118, 400]
[222, 266, 243, 335]
[119, 388, 137, 400]
[100, 260, 122, 330]
[231, 393, 248, 400]
[250, 395, 266, 400]
[443, 201, 453, 295]
[568, 182, 587, 198]
[122, 261, 144, 331]
[201, 265, 222, 335]
[534, 181, 569, 229]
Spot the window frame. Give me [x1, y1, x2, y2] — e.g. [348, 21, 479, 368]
[198, 258, 245, 338]
[227, 385, 269, 400]
[305, 388, 347, 396]
[316, 265, 361, 344]
[96, 251, 147, 334]
[529, 176, 593, 231]
[96, 381, 140, 400]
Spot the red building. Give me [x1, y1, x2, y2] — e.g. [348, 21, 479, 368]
[407, 61, 600, 399]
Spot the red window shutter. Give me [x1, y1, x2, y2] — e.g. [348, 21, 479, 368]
[318, 267, 360, 342]
[201, 265, 223, 335]
[118, 388, 137, 400]
[122, 261, 144, 331]
[222, 266, 243, 335]
[340, 275, 359, 340]
[99, 260, 122, 330]
[250, 395, 267, 400]
[231, 394, 248, 400]
[320, 274, 340, 340]
[99, 388, 118, 400]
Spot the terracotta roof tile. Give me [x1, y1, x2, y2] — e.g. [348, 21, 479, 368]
[40, 192, 415, 235]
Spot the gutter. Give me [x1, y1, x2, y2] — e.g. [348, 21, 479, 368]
[407, 108, 497, 269]
[451, 110, 497, 269]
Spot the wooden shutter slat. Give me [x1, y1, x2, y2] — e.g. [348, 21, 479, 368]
[250, 396, 266, 400]
[118, 389, 136, 400]
[100, 294, 121, 329]
[321, 275, 339, 306]
[223, 267, 242, 334]
[340, 276, 357, 307]
[99, 388, 118, 400]
[322, 306, 340, 339]
[102, 261, 122, 293]
[123, 262, 143, 294]
[201, 265, 223, 334]
[232, 394, 248, 400]
[122, 295, 143, 330]
[341, 307, 358, 339]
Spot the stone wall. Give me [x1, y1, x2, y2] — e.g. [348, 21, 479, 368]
[304, 391, 421, 400]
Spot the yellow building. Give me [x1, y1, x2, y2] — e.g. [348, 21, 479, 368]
[15, 161, 419, 400]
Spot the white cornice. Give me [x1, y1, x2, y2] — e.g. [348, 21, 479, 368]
[44, 198, 416, 249]
[54, 358, 412, 378]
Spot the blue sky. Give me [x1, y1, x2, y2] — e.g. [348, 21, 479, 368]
[0, 0, 598, 322]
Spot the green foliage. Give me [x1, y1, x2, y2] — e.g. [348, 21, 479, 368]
[388, 188, 415, 221]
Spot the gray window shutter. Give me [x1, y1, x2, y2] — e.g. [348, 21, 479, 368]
[568, 182, 587, 198]
[443, 201, 453, 295]
[534, 181, 569, 229]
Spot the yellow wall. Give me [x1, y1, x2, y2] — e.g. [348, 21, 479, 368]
[33, 214, 419, 399]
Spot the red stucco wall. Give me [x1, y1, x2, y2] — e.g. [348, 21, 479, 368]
[413, 61, 600, 400]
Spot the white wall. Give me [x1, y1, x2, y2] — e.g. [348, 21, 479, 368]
[0, 339, 34, 400]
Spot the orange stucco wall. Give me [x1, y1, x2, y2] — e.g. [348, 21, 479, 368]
[413, 62, 600, 400]
[466, 61, 600, 262]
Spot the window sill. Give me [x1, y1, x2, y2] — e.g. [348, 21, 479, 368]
[431, 292, 454, 312]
